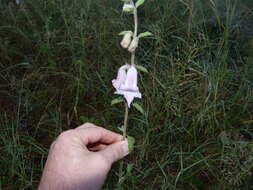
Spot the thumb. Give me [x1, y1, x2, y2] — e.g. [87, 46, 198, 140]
[99, 140, 129, 164]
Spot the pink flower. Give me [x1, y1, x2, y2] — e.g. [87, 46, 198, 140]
[112, 65, 129, 89]
[112, 65, 141, 107]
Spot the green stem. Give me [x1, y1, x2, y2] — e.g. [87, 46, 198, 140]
[131, 2, 138, 66]
[133, 5, 138, 37]
[123, 102, 129, 139]
[118, 102, 129, 183]
[118, 1, 138, 185]
[118, 161, 124, 183]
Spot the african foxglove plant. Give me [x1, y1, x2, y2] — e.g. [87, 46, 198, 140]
[111, 0, 152, 183]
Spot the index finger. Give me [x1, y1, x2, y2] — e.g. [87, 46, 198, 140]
[75, 123, 123, 146]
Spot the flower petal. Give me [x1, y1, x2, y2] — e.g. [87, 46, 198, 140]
[113, 65, 141, 107]
[120, 65, 139, 91]
[112, 64, 129, 90]
[124, 93, 134, 107]
[115, 90, 141, 107]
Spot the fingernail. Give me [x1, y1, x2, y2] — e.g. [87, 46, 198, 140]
[121, 140, 129, 156]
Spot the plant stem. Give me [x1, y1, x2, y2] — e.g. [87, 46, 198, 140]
[118, 102, 129, 183]
[133, 4, 138, 37]
[118, 1, 138, 184]
[118, 162, 124, 184]
[131, 1, 138, 66]
[123, 102, 129, 139]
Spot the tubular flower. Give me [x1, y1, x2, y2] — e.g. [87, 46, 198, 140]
[112, 64, 129, 90]
[128, 37, 139, 53]
[120, 31, 133, 49]
[112, 64, 141, 107]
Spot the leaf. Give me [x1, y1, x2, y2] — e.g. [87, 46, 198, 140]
[111, 97, 124, 105]
[133, 103, 144, 115]
[20, 62, 30, 65]
[136, 65, 148, 73]
[126, 164, 134, 175]
[73, 60, 85, 65]
[118, 31, 132, 36]
[80, 116, 88, 122]
[135, 0, 145, 8]
[127, 136, 135, 153]
[138, 31, 153, 38]
[218, 131, 231, 146]
[80, 116, 97, 124]
[117, 126, 124, 132]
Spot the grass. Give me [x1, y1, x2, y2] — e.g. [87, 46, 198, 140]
[0, 0, 253, 189]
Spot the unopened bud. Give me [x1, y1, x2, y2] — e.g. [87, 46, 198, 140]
[128, 37, 139, 53]
[123, 2, 135, 13]
[120, 31, 133, 49]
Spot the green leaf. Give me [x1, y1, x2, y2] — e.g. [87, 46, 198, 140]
[133, 103, 144, 115]
[126, 163, 134, 175]
[127, 136, 135, 153]
[117, 126, 124, 132]
[73, 60, 85, 65]
[80, 116, 88, 123]
[138, 31, 153, 38]
[135, 0, 145, 8]
[118, 31, 132, 36]
[136, 65, 148, 73]
[218, 131, 231, 146]
[80, 116, 97, 124]
[111, 97, 124, 105]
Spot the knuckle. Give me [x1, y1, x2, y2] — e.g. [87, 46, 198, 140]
[49, 140, 56, 150]
[57, 130, 74, 142]
[51, 130, 75, 149]
[77, 122, 97, 130]
[83, 122, 96, 128]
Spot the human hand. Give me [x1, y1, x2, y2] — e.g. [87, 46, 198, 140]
[38, 123, 129, 190]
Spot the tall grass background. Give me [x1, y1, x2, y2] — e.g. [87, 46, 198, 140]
[0, 0, 253, 189]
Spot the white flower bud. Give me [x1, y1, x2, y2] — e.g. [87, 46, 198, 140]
[128, 37, 139, 53]
[123, 2, 135, 13]
[120, 31, 133, 49]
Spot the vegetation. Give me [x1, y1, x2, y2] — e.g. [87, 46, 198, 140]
[0, 0, 253, 189]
